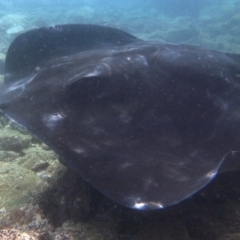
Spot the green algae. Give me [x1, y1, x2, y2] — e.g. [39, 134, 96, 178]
[0, 162, 47, 211]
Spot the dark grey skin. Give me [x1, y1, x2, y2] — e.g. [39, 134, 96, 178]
[0, 24, 240, 209]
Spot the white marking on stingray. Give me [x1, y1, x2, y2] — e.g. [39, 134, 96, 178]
[143, 177, 159, 190]
[98, 63, 112, 75]
[120, 162, 134, 169]
[73, 147, 86, 155]
[35, 66, 41, 71]
[125, 47, 139, 52]
[155, 46, 181, 62]
[42, 112, 65, 130]
[66, 63, 112, 86]
[84, 69, 101, 77]
[4, 75, 35, 94]
[136, 54, 148, 66]
[128, 196, 164, 209]
[205, 169, 217, 179]
[134, 202, 146, 209]
[133, 201, 164, 210]
[50, 62, 74, 69]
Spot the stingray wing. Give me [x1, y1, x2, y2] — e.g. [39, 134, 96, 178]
[1, 24, 240, 209]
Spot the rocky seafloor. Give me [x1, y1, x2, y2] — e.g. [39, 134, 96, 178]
[0, 1, 240, 239]
[0, 116, 240, 240]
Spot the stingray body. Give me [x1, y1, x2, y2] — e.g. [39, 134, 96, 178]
[0, 24, 240, 210]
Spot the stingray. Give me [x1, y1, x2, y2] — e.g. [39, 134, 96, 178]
[0, 24, 240, 210]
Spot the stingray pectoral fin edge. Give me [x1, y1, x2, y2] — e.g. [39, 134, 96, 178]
[1, 24, 240, 210]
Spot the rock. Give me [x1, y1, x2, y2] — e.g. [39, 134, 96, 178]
[0, 229, 39, 240]
[50, 221, 113, 240]
[16, 145, 58, 171]
[0, 115, 9, 128]
[0, 74, 4, 84]
[0, 128, 32, 152]
[0, 162, 47, 211]
[0, 53, 5, 75]
[0, 53, 5, 61]
[36, 170, 52, 181]
[132, 220, 190, 240]
[31, 162, 49, 172]
[41, 143, 51, 151]
[6, 25, 24, 35]
[0, 204, 51, 238]
[78, 6, 95, 19]
[0, 150, 20, 162]
[0, 14, 27, 30]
